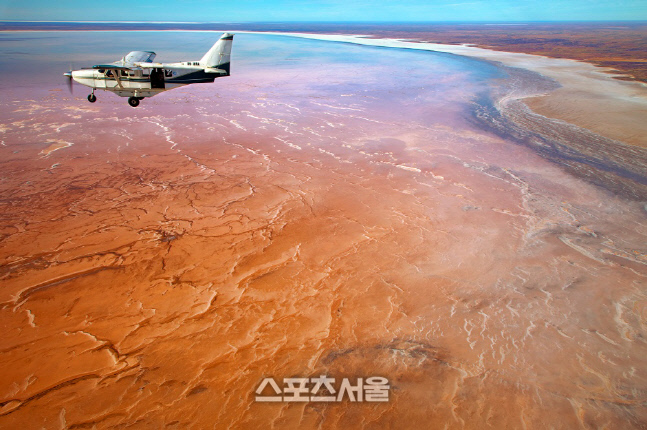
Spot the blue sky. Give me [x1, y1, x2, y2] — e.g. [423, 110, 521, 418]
[1, 0, 646, 22]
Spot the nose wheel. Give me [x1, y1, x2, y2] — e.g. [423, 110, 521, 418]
[87, 93, 97, 103]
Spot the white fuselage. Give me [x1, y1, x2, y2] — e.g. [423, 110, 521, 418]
[71, 63, 218, 98]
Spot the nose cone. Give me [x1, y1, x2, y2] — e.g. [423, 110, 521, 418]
[72, 69, 95, 79]
[68, 69, 96, 87]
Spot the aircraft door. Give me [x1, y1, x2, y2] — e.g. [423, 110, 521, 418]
[150, 68, 165, 89]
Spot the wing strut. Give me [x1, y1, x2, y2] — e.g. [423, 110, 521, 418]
[113, 70, 124, 89]
[92, 65, 129, 89]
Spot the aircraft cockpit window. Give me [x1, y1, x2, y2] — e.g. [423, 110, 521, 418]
[123, 51, 157, 66]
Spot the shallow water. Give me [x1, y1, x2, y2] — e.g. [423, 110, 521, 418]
[0, 30, 646, 429]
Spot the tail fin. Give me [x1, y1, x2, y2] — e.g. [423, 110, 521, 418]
[200, 33, 234, 75]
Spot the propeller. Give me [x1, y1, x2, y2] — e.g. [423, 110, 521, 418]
[64, 67, 74, 94]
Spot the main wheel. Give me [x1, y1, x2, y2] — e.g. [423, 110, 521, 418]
[128, 97, 140, 108]
[87, 94, 97, 103]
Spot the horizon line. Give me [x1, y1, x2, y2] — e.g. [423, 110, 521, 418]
[2, 19, 647, 24]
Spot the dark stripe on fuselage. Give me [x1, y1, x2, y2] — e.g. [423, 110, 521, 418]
[165, 67, 229, 84]
[217, 62, 230, 76]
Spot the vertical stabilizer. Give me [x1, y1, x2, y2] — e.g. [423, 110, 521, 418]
[200, 33, 234, 75]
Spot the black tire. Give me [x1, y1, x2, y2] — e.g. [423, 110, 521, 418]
[87, 94, 97, 103]
[128, 97, 140, 107]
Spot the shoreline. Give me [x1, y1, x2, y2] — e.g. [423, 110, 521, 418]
[256, 31, 647, 149]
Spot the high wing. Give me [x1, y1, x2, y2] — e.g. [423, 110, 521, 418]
[92, 65, 132, 71]
[132, 62, 228, 75]
[132, 62, 164, 68]
[90, 51, 156, 71]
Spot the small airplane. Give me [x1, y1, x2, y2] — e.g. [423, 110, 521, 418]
[64, 32, 234, 107]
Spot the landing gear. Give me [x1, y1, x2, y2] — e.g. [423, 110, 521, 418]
[128, 96, 140, 108]
[87, 93, 96, 103]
